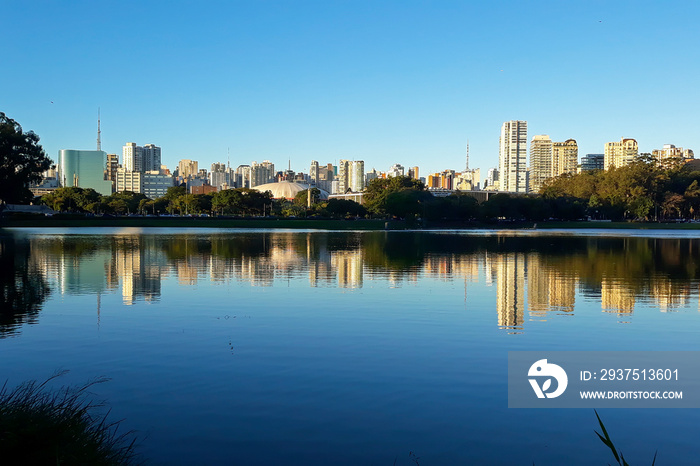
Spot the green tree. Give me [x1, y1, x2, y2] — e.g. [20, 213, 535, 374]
[294, 188, 321, 207]
[364, 176, 426, 216]
[0, 113, 52, 204]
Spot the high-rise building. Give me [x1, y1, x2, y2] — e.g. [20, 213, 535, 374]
[106, 153, 119, 192]
[499, 120, 528, 192]
[209, 162, 231, 190]
[581, 154, 605, 171]
[236, 165, 251, 188]
[123, 143, 143, 172]
[388, 163, 405, 178]
[337, 159, 350, 193]
[349, 160, 365, 192]
[604, 138, 638, 170]
[142, 144, 162, 172]
[552, 139, 578, 176]
[408, 166, 419, 180]
[529, 136, 578, 192]
[115, 169, 173, 198]
[529, 135, 553, 193]
[309, 160, 320, 184]
[177, 159, 199, 179]
[652, 144, 694, 163]
[58, 150, 113, 196]
[484, 168, 499, 190]
[250, 160, 275, 187]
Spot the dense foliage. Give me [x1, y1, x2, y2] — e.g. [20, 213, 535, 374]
[0, 112, 52, 204]
[540, 155, 700, 221]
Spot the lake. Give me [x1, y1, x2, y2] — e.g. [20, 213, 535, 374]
[2, 228, 700, 465]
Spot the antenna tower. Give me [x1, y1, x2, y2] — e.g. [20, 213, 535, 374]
[465, 139, 470, 171]
[97, 107, 102, 151]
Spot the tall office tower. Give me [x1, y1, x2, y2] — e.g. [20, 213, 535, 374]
[408, 166, 419, 180]
[349, 160, 365, 192]
[177, 159, 199, 179]
[529, 135, 553, 193]
[365, 168, 378, 186]
[553, 139, 578, 177]
[236, 165, 251, 188]
[388, 163, 405, 178]
[485, 168, 499, 190]
[250, 160, 275, 187]
[604, 138, 638, 170]
[499, 120, 528, 192]
[142, 144, 162, 172]
[123, 142, 143, 172]
[581, 154, 605, 171]
[106, 153, 120, 191]
[338, 159, 350, 193]
[310, 160, 319, 184]
[652, 144, 694, 163]
[210, 162, 229, 190]
[58, 150, 113, 196]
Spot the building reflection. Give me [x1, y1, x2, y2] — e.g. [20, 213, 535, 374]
[21, 232, 700, 334]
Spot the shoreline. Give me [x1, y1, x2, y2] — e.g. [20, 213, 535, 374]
[3, 216, 700, 230]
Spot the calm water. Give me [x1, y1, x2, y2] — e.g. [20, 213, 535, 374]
[2, 228, 700, 465]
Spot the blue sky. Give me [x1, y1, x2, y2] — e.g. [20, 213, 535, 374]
[2, 1, 698, 176]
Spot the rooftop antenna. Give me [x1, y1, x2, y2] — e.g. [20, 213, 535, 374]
[465, 139, 469, 171]
[97, 107, 102, 151]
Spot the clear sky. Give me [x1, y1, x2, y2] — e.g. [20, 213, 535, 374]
[2, 0, 698, 176]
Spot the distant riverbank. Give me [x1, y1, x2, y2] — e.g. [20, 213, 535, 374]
[4, 215, 700, 230]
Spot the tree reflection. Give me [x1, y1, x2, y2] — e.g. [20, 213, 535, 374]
[0, 234, 51, 338]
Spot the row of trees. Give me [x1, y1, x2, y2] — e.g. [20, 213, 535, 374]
[541, 156, 700, 221]
[38, 186, 371, 219]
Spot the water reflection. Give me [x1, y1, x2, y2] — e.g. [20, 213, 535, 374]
[7, 230, 700, 335]
[0, 234, 51, 338]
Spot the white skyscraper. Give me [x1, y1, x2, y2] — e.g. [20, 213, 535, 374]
[499, 120, 528, 193]
[349, 160, 365, 192]
[123, 142, 143, 172]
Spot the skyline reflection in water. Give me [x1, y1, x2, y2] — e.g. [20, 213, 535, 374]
[5, 228, 700, 337]
[3, 228, 700, 464]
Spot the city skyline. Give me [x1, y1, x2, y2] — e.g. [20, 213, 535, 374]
[3, 2, 699, 175]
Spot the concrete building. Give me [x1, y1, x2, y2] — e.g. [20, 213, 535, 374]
[581, 154, 605, 171]
[484, 168, 499, 190]
[652, 144, 694, 163]
[236, 165, 251, 188]
[553, 139, 578, 177]
[115, 168, 141, 193]
[408, 166, 419, 180]
[106, 153, 119, 192]
[529, 135, 553, 193]
[115, 169, 174, 198]
[499, 120, 528, 192]
[142, 144, 162, 172]
[209, 162, 232, 191]
[604, 138, 638, 170]
[250, 160, 275, 187]
[310, 160, 320, 184]
[178, 159, 199, 179]
[123, 143, 143, 172]
[58, 149, 113, 196]
[337, 159, 350, 193]
[349, 160, 365, 192]
[388, 163, 405, 178]
[455, 168, 480, 191]
[529, 136, 578, 192]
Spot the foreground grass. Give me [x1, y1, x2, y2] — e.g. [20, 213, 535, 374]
[0, 372, 140, 465]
